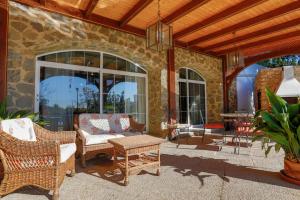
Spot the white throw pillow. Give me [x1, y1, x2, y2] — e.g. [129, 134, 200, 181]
[0, 118, 37, 141]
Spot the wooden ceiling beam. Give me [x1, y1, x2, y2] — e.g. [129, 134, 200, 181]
[226, 44, 300, 81]
[119, 0, 153, 27]
[84, 0, 99, 18]
[188, 1, 300, 46]
[162, 0, 210, 24]
[216, 30, 300, 55]
[174, 0, 266, 39]
[204, 18, 300, 51]
[244, 44, 300, 66]
[39, 0, 45, 6]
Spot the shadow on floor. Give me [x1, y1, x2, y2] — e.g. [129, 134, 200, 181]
[76, 156, 156, 186]
[172, 135, 250, 151]
[160, 154, 300, 189]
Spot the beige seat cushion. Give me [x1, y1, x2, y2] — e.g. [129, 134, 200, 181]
[81, 130, 125, 145]
[60, 143, 76, 163]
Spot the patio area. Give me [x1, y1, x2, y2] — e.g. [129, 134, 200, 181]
[2, 136, 299, 200]
[0, 0, 300, 200]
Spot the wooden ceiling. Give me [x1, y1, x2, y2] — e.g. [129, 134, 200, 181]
[12, 0, 300, 61]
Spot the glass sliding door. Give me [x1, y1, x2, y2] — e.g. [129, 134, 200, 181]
[178, 68, 206, 126]
[38, 66, 100, 131]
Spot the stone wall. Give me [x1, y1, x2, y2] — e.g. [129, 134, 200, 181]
[254, 68, 282, 110]
[7, 2, 223, 136]
[254, 66, 300, 110]
[228, 78, 237, 112]
[174, 48, 223, 122]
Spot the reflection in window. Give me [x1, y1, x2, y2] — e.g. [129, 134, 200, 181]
[39, 67, 100, 131]
[37, 51, 147, 129]
[102, 74, 146, 124]
[179, 68, 206, 125]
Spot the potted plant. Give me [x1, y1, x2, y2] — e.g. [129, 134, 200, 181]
[253, 88, 300, 184]
[0, 99, 46, 125]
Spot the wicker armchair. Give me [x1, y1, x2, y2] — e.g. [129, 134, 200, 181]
[0, 121, 76, 200]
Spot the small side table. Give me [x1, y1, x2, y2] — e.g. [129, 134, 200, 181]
[108, 135, 164, 186]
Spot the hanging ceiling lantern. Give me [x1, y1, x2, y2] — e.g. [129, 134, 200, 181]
[146, 0, 173, 51]
[226, 32, 244, 69]
[226, 50, 244, 68]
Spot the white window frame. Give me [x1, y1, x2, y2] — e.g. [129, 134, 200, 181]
[178, 67, 207, 126]
[35, 49, 149, 132]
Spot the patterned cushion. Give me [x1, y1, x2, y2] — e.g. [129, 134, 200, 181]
[79, 113, 130, 135]
[0, 118, 37, 141]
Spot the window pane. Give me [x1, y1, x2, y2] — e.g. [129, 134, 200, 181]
[136, 114, 146, 124]
[136, 77, 145, 95]
[85, 72, 100, 113]
[188, 70, 204, 81]
[136, 66, 146, 74]
[117, 57, 127, 71]
[179, 112, 187, 124]
[103, 54, 116, 70]
[70, 51, 84, 66]
[179, 97, 187, 111]
[85, 51, 100, 68]
[125, 76, 137, 113]
[38, 53, 56, 62]
[190, 111, 200, 125]
[179, 68, 186, 79]
[103, 74, 114, 93]
[126, 62, 136, 72]
[57, 52, 71, 64]
[179, 82, 187, 96]
[39, 67, 100, 131]
[114, 75, 125, 113]
[103, 93, 114, 113]
[137, 95, 146, 114]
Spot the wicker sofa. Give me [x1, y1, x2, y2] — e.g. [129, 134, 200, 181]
[0, 118, 76, 200]
[74, 113, 145, 167]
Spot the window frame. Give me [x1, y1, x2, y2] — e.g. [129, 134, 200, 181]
[35, 49, 148, 131]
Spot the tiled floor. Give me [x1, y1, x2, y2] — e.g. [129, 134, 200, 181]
[2, 135, 300, 200]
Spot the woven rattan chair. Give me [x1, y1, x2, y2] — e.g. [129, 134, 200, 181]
[0, 119, 76, 200]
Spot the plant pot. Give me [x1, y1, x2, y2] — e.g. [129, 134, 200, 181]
[283, 159, 300, 181]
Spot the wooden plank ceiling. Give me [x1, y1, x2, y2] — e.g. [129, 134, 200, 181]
[11, 0, 300, 63]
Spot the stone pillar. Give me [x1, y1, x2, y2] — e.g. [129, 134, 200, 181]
[0, 0, 8, 101]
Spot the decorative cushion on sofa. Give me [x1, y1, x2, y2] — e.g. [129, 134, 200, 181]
[79, 113, 131, 135]
[0, 118, 37, 141]
[60, 143, 76, 163]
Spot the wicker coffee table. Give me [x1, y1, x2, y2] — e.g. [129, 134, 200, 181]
[108, 135, 164, 186]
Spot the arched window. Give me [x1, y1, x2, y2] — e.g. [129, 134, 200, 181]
[36, 50, 147, 131]
[178, 68, 206, 126]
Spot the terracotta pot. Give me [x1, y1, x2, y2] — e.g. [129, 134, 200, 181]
[284, 159, 300, 180]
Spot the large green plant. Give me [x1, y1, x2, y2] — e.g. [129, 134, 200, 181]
[253, 88, 300, 162]
[0, 99, 46, 126]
